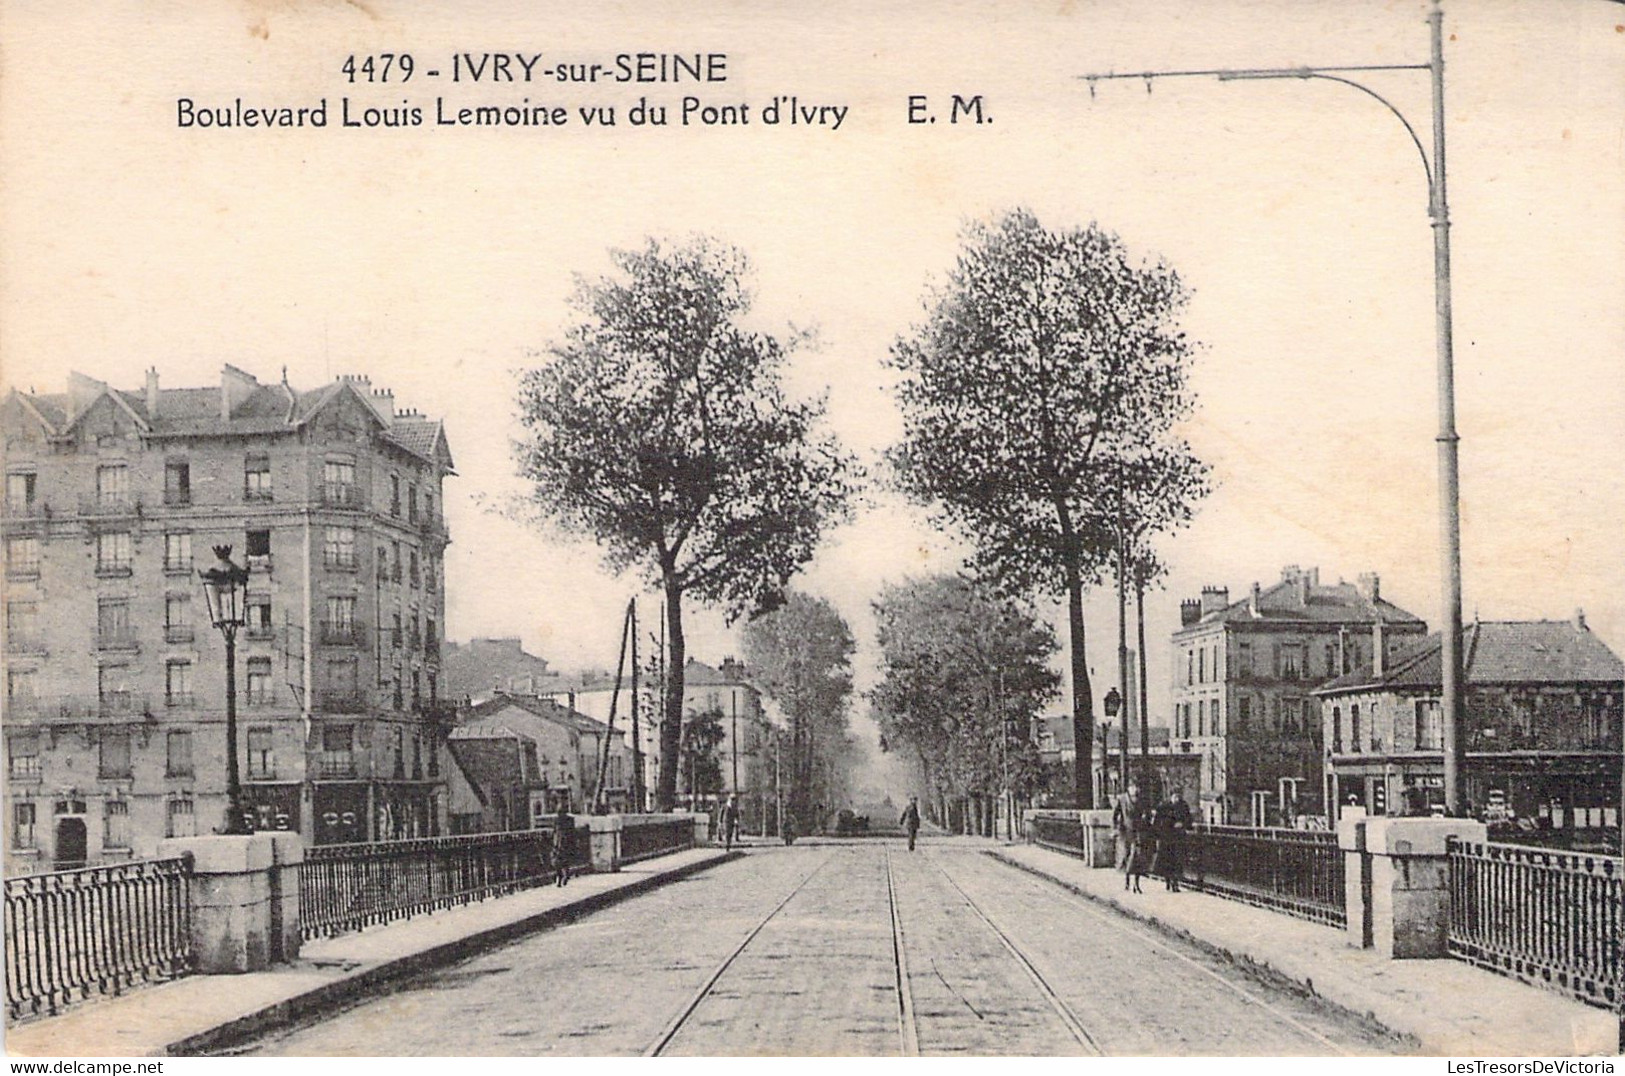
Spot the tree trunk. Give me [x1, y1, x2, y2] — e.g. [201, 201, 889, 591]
[657, 573, 685, 812]
[1067, 564, 1095, 809]
[1136, 570, 1150, 775]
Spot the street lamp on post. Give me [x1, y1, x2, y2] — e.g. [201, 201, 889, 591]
[199, 545, 252, 836]
[1080, 0, 1466, 818]
[1103, 687, 1123, 799]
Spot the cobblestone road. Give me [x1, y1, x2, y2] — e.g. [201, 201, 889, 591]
[244, 840, 1410, 1056]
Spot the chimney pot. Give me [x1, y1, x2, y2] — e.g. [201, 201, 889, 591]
[1199, 586, 1230, 617]
[1249, 582, 1261, 616]
[1180, 599, 1201, 627]
[1574, 608, 1588, 632]
[1357, 572, 1381, 603]
[145, 368, 160, 417]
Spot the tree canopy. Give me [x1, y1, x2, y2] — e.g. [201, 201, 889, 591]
[515, 237, 858, 810]
[888, 209, 1207, 807]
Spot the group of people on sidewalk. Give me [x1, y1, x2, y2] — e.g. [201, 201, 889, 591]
[1111, 782, 1192, 894]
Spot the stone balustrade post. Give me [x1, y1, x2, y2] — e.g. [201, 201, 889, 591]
[265, 830, 304, 964]
[1348, 816, 1487, 959]
[584, 815, 623, 873]
[156, 833, 288, 974]
[1336, 811, 1369, 950]
[1080, 809, 1117, 868]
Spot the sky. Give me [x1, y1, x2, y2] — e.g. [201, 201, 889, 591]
[3, 0, 1621, 790]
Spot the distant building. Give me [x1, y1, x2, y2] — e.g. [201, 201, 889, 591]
[3, 368, 454, 873]
[1034, 718, 1199, 806]
[1171, 566, 1428, 825]
[449, 694, 632, 823]
[440, 637, 559, 702]
[1314, 614, 1623, 840]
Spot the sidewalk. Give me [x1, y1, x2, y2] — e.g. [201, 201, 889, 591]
[992, 843, 1617, 1057]
[5, 846, 738, 1058]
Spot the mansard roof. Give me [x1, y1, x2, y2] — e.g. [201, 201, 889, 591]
[1314, 619, 1625, 696]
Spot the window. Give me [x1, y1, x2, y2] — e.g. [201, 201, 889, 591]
[164, 531, 192, 572]
[244, 455, 272, 500]
[1236, 641, 1251, 677]
[1279, 777, 1302, 814]
[1198, 648, 1206, 684]
[1237, 695, 1251, 731]
[165, 661, 193, 707]
[246, 595, 273, 638]
[1414, 700, 1443, 751]
[323, 459, 357, 507]
[167, 798, 195, 839]
[424, 492, 434, 524]
[391, 613, 403, 649]
[408, 485, 418, 523]
[409, 550, 420, 587]
[164, 595, 192, 643]
[425, 617, 437, 655]
[7, 669, 37, 707]
[7, 601, 38, 649]
[391, 541, 402, 582]
[393, 727, 405, 778]
[104, 800, 130, 848]
[393, 673, 403, 711]
[9, 732, 40, 780]
[247, 727, 275, 779]
[1211, 699, 1222, 737]
[99, 732, 132, 779]
[96, 531, 132, 574]
[246, 658, 272, 705]
[96, 464, 129, 506]
[1212, 645, 1221, 681]
[1279, 644, 1303, 681]
[425, 555, 437, 593]
[1282, 698, 1300, 734]
[1186, 650, 1194, 686]
[410, 613, 420, 651]
[6, 536, 40, 576]
[245, 529, 271, 569]
[411, 670, 421, 711]
[1350, 705, 1362, 753]
[98, 666, 132, 714]
[1197, 699, 1205, 737]
[1332, 706, 1343, 752]
[319, 724, 354, 778]
[164, 460, 191, 506]
[98, 599, 134, 648]
[6, 472, 36, 512]
[323, 526, 356, 569]
[166, 731, 193, 777]
[327, 595, 355, 629]
[13, 802, 37, 849]
[1325, 644, 1338, 679]
[390, 475, 401, 517]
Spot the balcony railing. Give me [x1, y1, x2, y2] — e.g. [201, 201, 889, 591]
[1447, 838, 1621, 1011]
[78, 497, 141, 517]
[164, 625, 194, 644]
[316, 690, 367, 713]
[315, 754, 357, 779]
[96, 630, 140, 652]
[321, 483, 362, 509]
[323, 550, 358, 571]
[94, 563, 133, 579]
[245, 622, 276, 641]
[4, 857, 194, 1020]
[7, 633, 46, 654]
[318, 620, 365, 647]
[6, 694, 150, 721]
[9, 758, 41, 780]
[164, 692, 196, 709]
[5, 500, 45, 519]
[162, 558, 192, 575]
[162, 490, 191, 508]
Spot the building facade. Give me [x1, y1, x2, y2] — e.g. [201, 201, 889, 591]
[449, 694, 632, 824]
[1314, 615, 1623, 843]
[1170, 566, 1427, 825]
[3, 367, 454, 873]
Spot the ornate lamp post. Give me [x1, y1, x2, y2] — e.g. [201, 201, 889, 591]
[1103, 687, 1124, 799]
[200, 544, 252, 836]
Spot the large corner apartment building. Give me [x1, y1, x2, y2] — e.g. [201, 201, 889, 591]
[1170, 565, 1427, 826]
[3, 366, 454, 873]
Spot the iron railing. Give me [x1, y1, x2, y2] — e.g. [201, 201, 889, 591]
[299, 827, 587, 941]
[1028, 814, 1088, 858]
[620, 817, 696, 865]
[1447, 838, 1621, 1010]
[4, 856, 194, 1020]
[1182, 825, 1346, 929]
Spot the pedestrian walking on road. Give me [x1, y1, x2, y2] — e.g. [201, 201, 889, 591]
[1151, 788, 1192, 892]
[722, 793, 741, 852]
[1113, 782, 1149, 893]
[553, 805, 574, 887]
[900, 796, 921, 852]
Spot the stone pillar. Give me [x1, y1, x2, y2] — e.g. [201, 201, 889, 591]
[156, 833, 279, 974]
[1336, 811, 1368, 949]
[1362, 816, 1488, 959]
[1080, 809, 1117, 868]
[680, 811, 711, 846]
[264, 831, 304, 964]
[584, 815, 623, 873]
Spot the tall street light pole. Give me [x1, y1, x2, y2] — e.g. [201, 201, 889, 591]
[1081, 0, 1465, 814]
[200, 545, 252, 836]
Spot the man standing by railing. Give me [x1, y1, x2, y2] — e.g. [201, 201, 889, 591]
[1152, 788, 1193, 892]
[721, 793, 741, 852]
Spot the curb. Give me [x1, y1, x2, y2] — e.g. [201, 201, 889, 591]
[985, 849, 1419, 1052]
[167, 849, 744, 1056]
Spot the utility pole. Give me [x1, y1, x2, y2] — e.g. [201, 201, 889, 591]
[1081, 0, 1465, 815]
[629, 599, 641, 813]
[1116, 468, 1131, 795]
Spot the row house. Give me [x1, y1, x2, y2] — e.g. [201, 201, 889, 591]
[1170, 566, 1427, 825]
[2, 366, 454, 872]
[1313, 614, 1622, 838]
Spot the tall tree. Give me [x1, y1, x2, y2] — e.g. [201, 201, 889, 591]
[679, 705, 726, 805]
[741, 591, 856, 834]
[870, 575, 1059, 828]
[888, 209, 1204, 807]
[516, 238, 857, 810]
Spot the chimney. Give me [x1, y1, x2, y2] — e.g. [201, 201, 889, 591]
[1199, 586, 1229, 618]
[720, 657, 744, 682]
[145, 368, 160, 417]
[1357, 572, 1381, 603]
[1180, 599, 1201, 627]
[1371, 620, 1386, 678]
[370, 386, 396, 425]
[1249, 582, 1261, 616]
[1574, 608, 1588, 632]
[220, 364, 259, 420]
